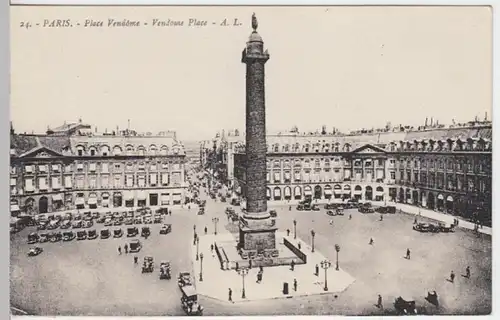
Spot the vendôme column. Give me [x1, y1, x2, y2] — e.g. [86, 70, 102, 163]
[239, 14, 277, 253]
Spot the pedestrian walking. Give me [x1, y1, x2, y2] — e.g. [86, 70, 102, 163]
[204, 226, 208, 235]
[377, 294, 383, 309]
[349, 214, 352, 220]
[256, 271, 262, 283]
[369, 238, 374, 245]
[286, 229, 290, 236]
[249, 259, 253, 269]
[406, 248, 411, 260]
[228, 288, 233, 302]
[124, 244, 128, 254]
[118, 246, 122, 255]
[293, 278, 298, 292]
[380, 214, 383, 221]
[465, 266, 471, 278]
[450, 270, 455, 283]
[134, 256, 138, 264]
[329, 219, 334, 225]
[290, 260, 295, 271]
[414, 217, 418, 224]
[315, 264, 319, 276]
[297, 242, 301, 250]
[210, 244, 214, 253]
[289, 205, 292, 211]
[260, 265, 264, 273]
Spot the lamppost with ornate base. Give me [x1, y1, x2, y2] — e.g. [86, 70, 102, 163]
[212, 217, 219, 235]
[196, 237, 200, 261]
[335, 244, 340, 271]
[293, 219, 297, 239]
[238, 267, 249, 299]
[320, 259, 332, 291]
[311, 230, 316, 252]
[199, 253, 204, 281]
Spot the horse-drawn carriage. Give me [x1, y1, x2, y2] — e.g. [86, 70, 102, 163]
[142, 256, 154, 273]
[159, 261, 171, 280]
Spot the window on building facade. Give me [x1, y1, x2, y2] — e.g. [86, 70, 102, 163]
[114, 175, 122, 188]
[284, 171, 291, 182]
[274, 172, 280, 183]
[126, 146, 134, 155]
[101, 163, 108, 173]
[25, 178, 34, 192]
[39, 165, 46, 173]
[162, 163, 169, 170]
[161, 173, 169, 186]
[89, 176, 97, 188]
[64, 176, 72, 188]
[77, 163, 84, 171]
[457, 176, 463, 191]
[468, 178, 475, 192]
[39, 177, 47, 190]
[90, 149, 96, 156]
[273, 160, 280, 168]
[150, 174, 157, 186]
[151, 163, 157, 171]
[354, 160, 362, 167]
[126, 163, 134, 171]
[266, 172, 270, 182]
[126, 175, 134, 187]
[390, 171, 396, 180]
[101, 175, 109, 188]
[52, 164, 59, 172]
[76, 176, 84, 189]
[10, 178, 16, 186]
[294, 171, 301, 181]
[284, 160, 290, 169]
[89, 163, 96, 172]
[160, 147, 168, 156]
[52, 177, 60, 189]
[10, 166, 16, 174]
[138, 163, 145, 171]
[467, 160, 473, 172]
[78, 149, 83, 156]
[413, 172, 418, 182]
[138, 148, 145, 156]
[138, 176, 146, 188]
[377, 159, 384, 166]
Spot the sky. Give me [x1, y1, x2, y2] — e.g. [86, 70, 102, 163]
[10, 6, 492, 141]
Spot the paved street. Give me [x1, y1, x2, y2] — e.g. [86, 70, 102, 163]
[10, 188, 492, 316]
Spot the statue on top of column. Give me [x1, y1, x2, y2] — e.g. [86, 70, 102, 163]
[252, 13, 258, 31]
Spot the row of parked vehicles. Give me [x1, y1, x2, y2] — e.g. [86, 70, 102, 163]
[34, 207, 169, 232]
[27, 224, 172, 244]
[413, 222, 455, 233]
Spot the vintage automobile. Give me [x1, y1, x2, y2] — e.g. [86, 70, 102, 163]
[73, 213, 82, 221]
[28, 247, 43, 257]
[225, 207, 234, 214]
[154, 214, 162, 224]
[114, 228, 123, 238]
[88, 229, 98, 240]
[60, 220, 72, 229]
[83, 211, 92, 220]
[413, 222, 440, 233]
[394, 296, 418, 315]
[104, 218, 113, 227]
[127, 227, 139, 237]
[156, 207, 169, 215]
[72, 220, 82, 229]
[77, 230, 88, 240]
[47, 220, 59, 230]
[63, 231, 76, 241]
[100, 228, 111, 239]
[324, 203, 339, 210]
[326, 208, 344, 216]
[129, 239, 142, 253]
[82, 220, 94, 228]
[296, 204, 311, 211]
[178, 272, 193, 287]
[143, 214, 153, 224]
[180, 285, 203, 316]
[91, 211, 100, 220]
[113, 218, 123, 226]
[49, 232, 62, 242]
[27, 232, 39, 244]
[269, 210, 277, 217]
[425, 290, 439, 306]
[439, 223, 455, 233]
[141, 226, 151, 238]
[142, 256, 154, 273]
[359, 203, 375, 213]
[134, 216, 143, 224]
[159, 224, 172, 235]
[198, 208, 205, 215]
[311, 204, 320, 211]
[96, 216, 106, 224]
[159, 261, 172, 280]
[220, 196, 226, 202]
[37, 222, 47, 231]
[375, 206, 397, 214]
[39, 232, 49, 243]
[124, 217, 134, 225]
[231, 198, 240, 206]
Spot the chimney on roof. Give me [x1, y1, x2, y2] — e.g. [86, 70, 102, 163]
[10, 121, 14, 135]
[79, 118, 82, 124]
[484, 112, 488, 121]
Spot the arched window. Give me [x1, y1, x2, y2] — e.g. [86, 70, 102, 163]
[137, 146, 146, 156]
[100, 145, 110, 156]
[149, 145, 157, 155]
[160, 146, 168, 156]
[113, 146, 122, 156]
[76, 145, 85, 156]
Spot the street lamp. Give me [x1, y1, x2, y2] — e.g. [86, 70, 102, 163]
[212, 217, 219, 235]
[293, 219, 297, 239]
[196, 237, 200, 261]
[335, 244, 341, 271]
[320, 259, 332, 291]
[238, 267, 249, 299]
[193, 224, 196, 238]
[199, 253, 204, 282]
[311, 230, 316, 253]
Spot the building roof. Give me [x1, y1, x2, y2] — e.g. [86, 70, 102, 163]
[10, 134, 39, 155]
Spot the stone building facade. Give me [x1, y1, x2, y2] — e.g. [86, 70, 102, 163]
[228, 124, 492, 224]
[10, 125, 187, 215]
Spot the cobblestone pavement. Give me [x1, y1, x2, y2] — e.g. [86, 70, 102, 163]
[10, 189, 492, 316]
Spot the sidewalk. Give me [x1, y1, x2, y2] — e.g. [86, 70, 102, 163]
[371, 201, 492, 236]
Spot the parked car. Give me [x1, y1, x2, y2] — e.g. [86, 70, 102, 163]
[154, 214, 162, 224]
[413, 222, 440, 233]
[269, 210, 277, 217]
[114, 228, 123, 238]
[160, 224, 172, 235]
[47, 220, 59, 230]
[39, 232, 49, 243]
[141, 226, 151, 238]
[27, 232, 39, 244]
[129, 239, 142, 253]
[104, 218, 113, 227]
[77, 230, 87, 240]
[376, 206, 397, 214]
[82, 220, 94, 228]
[60, 220, 72, 229]
[439, 223, 455, 233]
[127, 227, 139, 237]
[49, 232, 62, 242]
[99, 228, 110, 239]
[88, 229, 98, 240]
[394, 296, 417, 315]
[28, 247, 43, 257]
[63, 231, 76, 241]
[72, 220, 82, 229]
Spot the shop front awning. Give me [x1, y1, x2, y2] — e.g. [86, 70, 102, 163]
[304, 189, 312, 196]
[137, 191, 147, 200]
[354, 190, 362, 195]
[124, 191, 134, 201]
[325, 189, 333, 195]
[10, 204, 20, 212]
[75, 198, 85, 205]
[447, 195, 453, 202]
[161, 194, 170, 202]
[437, 194, 444, 200]
[273, 189, 281, 197]
[52, 194, 63, 202]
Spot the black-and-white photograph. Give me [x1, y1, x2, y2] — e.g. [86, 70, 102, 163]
[9, 5, 492, 317]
